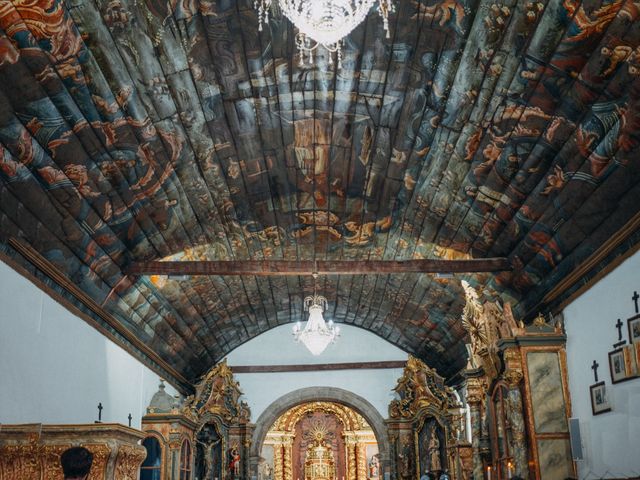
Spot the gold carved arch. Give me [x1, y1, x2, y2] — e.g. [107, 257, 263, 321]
[271, 401, 371, 432]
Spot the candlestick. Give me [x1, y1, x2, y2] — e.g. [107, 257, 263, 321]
[487, 466, 491, 480]
[507, 461, 513, 479]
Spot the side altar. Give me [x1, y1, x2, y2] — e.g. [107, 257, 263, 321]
[0, 423, 146, 479]
[141, 359, 253, 480]
[387, 356, 471, 480]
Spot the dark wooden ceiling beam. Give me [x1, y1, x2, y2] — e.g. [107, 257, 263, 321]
[230, 360, 407, 373]
[126, 258, 512, 276]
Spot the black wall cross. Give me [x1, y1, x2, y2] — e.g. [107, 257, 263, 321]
[591, 360, 599, 383]
[616, 318, 624, 341]
[128, 413, 132, 427]
[633, 291, 639, 314]
[96, 402, 103, 423]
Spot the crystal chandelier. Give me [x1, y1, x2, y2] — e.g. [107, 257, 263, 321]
[255, 0, 395, 67]
[293, 294, 340, 355]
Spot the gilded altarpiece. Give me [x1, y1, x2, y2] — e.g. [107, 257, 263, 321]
[460, 281, 574, 480]
[388, 356, 469, 480]
[263, 402, 377, 480]
[0, 423, 146, 480]
[142, 359, 252, 480]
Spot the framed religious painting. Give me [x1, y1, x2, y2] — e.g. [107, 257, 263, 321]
[609, 349, 633, 383]
[623, 344, 638, 377]
[589, 382, 611, 415]
[628, 314, 640, 344]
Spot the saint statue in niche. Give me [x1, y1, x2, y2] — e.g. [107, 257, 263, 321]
[428, 430, 441, 472]
[228, 444, 241, 477]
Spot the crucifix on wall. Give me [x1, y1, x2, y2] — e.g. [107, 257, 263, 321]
[633, 291, 639, 314]
[591, 360, 599, 383]
[613, 318, 626, 348]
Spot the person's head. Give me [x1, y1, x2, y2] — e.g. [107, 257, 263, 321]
[60, 446, 93, 479]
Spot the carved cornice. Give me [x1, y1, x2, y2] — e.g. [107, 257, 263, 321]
[501, 348, 523, 387]
[464, 376, 487, 406]
[502, 369, 523, 387]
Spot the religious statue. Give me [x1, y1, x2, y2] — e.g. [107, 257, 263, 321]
[428, 430, 441, 472]
[228, 445, 241, 477]
[368, 454, 380, 479]
[196, 425, 221, 480]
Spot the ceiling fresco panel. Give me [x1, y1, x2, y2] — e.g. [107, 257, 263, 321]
[0, 0, 639, 385]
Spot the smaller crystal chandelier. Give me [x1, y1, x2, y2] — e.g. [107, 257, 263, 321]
[255, 0, 395, 68]
[293, 293, 340, 355]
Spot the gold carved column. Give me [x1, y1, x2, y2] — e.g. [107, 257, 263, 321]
[501, 349, 527, 479]
[282, 435, 294, 480]
[356, 442, 367, 480]
[273, 441, 284, 480]
[345, 436, 357, 480]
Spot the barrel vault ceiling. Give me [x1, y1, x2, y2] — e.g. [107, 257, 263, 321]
[1, 0, 639, 390]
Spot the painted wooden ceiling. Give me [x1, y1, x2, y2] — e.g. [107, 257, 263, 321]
[0, 0, 639, 387]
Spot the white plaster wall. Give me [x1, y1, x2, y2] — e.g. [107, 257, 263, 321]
[564, 249, 640, 479]
[0, 261, 177, 429]
[226, 324, 408, 422]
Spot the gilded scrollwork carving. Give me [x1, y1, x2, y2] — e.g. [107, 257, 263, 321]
[0, 428, 137, 480]
[501, 349, 523, 387]
[41, 444, 70, 480]
[460, 281, 526, 380]
[273, 443, 284, 480]
[272, 401, 367, 432]
[283, 437, 294, 480]
[182, 358, 251, 424]
[347, 439, 358, 480]
[388, 358, 467, 479]
[86, 444, 110, 480]
[502, 369, 523, 387]
[114, 444, 148, 480]
[0, 444, 40, 479]
[389, 356, 457, 419]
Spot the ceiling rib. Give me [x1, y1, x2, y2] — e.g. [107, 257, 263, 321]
[126, 258, 512, 276]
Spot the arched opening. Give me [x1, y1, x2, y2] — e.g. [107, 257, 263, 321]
[259, 401, 379, 480]
[140, 435, 163, 480]
[180, 438, 193, 480]
[250, 387, 390, 479]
